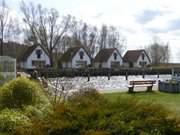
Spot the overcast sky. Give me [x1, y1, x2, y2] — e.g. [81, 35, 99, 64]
[5, 0, 180, 62]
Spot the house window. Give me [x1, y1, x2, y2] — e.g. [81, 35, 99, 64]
[142, 53, 145, 60]
[32, 60, 45, 68]
[114, 53, 117, 60]
[76, 61, 87, 68]
[79, 51, 84, 59]
[139, 61, 147, 67]
[111, 61, 120, 68]
[36, 49, 42, 59]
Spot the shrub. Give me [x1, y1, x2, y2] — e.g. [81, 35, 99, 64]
[0, 109, 31, 133]
[83, 130, 110, 135]
[0, 73, 4, 80]
[16, 89, 180, 135]
[0, 77, 42, 108]
[103, 97, 180, 135]
[68, 88, 108, 109]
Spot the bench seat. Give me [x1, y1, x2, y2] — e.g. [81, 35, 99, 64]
[128, 80, 156, 93]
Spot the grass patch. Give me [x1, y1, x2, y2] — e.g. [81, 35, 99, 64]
[104, 91, 180, 113]
[0, 133, 10, 135]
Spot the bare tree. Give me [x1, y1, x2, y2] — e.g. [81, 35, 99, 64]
[87, 26, 98, 57]
[0, 0, 21, 55]
[60, 35, 72, 53]
[20, 1, 72, 66]
[146, 38, 170, 65]
[46, 77, 83, 106]
[98, 25, 108, 50]
[97, 25, 126, 55]
[107, 26, 126, 54]
[69, 18, 98, 57]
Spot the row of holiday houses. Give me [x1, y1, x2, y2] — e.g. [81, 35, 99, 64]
[60, 47, 151, 69]
[2, 42, 151, 69]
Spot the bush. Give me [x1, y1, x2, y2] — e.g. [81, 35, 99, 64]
[83, 130, 110, 135]
[68, 88, 108, 109]
[0, 109, 31, 133]
[0, 77, 42, 108]
[0, 73, 4, 80]
[102, 97, 180, 135]
[12, 89, 180, 135]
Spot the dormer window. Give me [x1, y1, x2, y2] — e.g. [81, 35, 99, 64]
[79, 51, 84, 59]
[114, 53, 117, 60]
[36, 49, 42, 59]
[142, 53, 145, 60]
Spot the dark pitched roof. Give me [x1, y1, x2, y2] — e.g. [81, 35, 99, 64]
[2, 42, 48, 62]
[19, 45, 38, 62]
[123, 49, 150, 62]
[19, 45, 50, 62]
[94, 48, 121, 63]
[60, 47, 91, 62]
[60, 47, 81, 62]
[3, 42, 29, 61]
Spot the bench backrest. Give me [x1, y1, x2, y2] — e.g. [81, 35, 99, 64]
[130, 80, 156, 85]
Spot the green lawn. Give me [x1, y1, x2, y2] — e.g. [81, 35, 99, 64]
[0, 133, 10, 135]
[104, 91, 180, 113]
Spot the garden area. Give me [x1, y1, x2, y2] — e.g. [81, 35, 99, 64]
[0, 77, 180, 135]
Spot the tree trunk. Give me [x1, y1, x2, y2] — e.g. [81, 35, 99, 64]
[0, 39, 3, 56]
[49, 53, 54, 67]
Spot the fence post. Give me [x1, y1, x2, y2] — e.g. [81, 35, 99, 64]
[108, 73, 110, 80]
[87, 68, 90, 82]
[157, 73, 159, 78]
[87, 73, 90, 82]
[125, 71, 128, 80]
[142, 69, 145, 79]
[108, 69, 111, 80]
[142, 74, 145, 78]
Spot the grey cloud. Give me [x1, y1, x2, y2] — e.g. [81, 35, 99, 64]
[146, 28, 167, 33]
[147, 18, 180, 34]
[119, 26, 137, 33]
[93, 13, 104, 19]
[168, 19, 180, 31]
[136, 9, 163, 24]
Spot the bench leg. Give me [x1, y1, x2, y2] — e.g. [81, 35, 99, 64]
[128, 86, 134, 93]
[147, 86, 153, 92]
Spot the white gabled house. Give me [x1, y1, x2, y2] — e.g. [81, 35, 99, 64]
[123, 49, 151, 68]
[19, 45, 50, 69]
[94, 48, 123, 69]
[60, 47, 91, 68]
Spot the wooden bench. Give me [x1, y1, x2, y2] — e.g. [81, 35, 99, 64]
[128, 80, 156, 93]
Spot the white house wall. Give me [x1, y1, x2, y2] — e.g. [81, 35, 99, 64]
[123, 51, 150, 68]
[102, 50, 122, 68]
[136, 51, 150, 67]
[21, 46, 50, 69]
[71, 48, 91, 68]
[62, 48, 91, 68]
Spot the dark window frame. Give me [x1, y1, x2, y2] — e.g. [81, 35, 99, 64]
[113, 53, 117, 60]
[36, 49, 42, 59]
[142, 53, 145, 60]
[79, 51, 84, 60]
